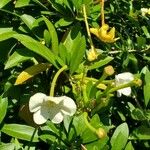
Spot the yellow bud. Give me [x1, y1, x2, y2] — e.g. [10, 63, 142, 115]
[87, 49, 98, 61]
[96, 128, 107, 139]
[104, 65, 114, 76]
[133, 79, 142, 87]
[97, 83, 107, 90]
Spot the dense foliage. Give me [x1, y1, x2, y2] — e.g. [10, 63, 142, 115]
[0, 0, 150, 150]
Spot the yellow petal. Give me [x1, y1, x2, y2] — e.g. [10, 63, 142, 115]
[90, 24, 119, 43]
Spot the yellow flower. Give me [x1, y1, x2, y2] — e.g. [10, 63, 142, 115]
[90, 24, 119, 43]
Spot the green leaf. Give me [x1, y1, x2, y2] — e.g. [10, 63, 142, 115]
[62, 25, 86, 74]
[88, 56, 113, 70]
[0, 0, 11, 8]
[144, 70, 150, 107]
[111, 123, 129, 150]
[12, 34, 64, 67]
[43, 16, 59, 55]
[129, 125, 150, 140]
[15, 63, 51, 85]
[142, 26, 150, 38]
[5, 48, 34, 69]
[55, 18, 73, 28]
[0, 29, 16, 41]
[72, 113, 86, 136]
[131, 108, 147, 121]
[1, 124, 39, 142]
[20, 14, 35, 30]
[137, 36, 146, 48]
[124, 141, 134, 150]
[70, 35, 86, 74]
[15, 0, 30, 8]
[0, 143, 15, 150]
[0, 97, 8, 123]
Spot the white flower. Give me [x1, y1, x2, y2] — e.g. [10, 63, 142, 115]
[115, 72, 134, 97]
[29, 93, 77, 125]
[141, 8, 150, 16]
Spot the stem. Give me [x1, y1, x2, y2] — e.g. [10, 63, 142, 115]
[95, 72, 108, 86]
[101, 0, 105, 26]
[108, 81, 134, 94]
[84, 112, 96, 133]
[50, 65, 68, 96]
[83, 4, 95, 52]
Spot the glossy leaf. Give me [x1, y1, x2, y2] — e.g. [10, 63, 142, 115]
[88, 56, 113, 70]
[0, 0, 11, 8]
[144, 70, 150, 107]
[0, 143, 15, 150]
[15, 63, 51, 85]
[131, 108, 147, 121]
[124, 141, 134, 150]
[12, 34, 64, 67]
[129, 125, 150, 140]
[1, 124, 39, 142]
[70, 35, 86, 74]
[20, 14, 35, 30]
[15, 0, 30, 8]
[5, 48, 34, 69]
[111, 123, 129, 150]
[43, 16, 59, 55]
[0, 97, 8, 123]
[62, 25, 86, 74]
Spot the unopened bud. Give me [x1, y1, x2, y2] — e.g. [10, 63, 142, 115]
[96, 128, 107, 139]
[133, 79, 142, 87]
[104, 65, 114, 76]
[87, 49, 98, 61]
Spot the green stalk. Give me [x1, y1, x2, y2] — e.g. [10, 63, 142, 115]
[50, 65, 68, 96]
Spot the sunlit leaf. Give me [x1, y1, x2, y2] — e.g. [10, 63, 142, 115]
[144, 70, 150, 107]
[111, 123, 129, 150]
[43, 16, 59, 54]
[0, 97, 8, 123]
[15, 63, 51, 85]
[88, 56, 113, 70]
[1, 124, 39, 142]
[0, 0, 11, 8]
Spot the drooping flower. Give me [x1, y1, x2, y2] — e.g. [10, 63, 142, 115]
[90, 24, 119, 43]
[115, 72, 134, 97]
[29, 93, 77, 125]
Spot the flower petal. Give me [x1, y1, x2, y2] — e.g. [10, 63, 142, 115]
[33, 109, 48, 125]
[115, 72, 134, 84]
[51, 112, 64, 124]
[29, 93, 46, 113]
[117, 87, 131, 97]
[60, 96, 77, 116]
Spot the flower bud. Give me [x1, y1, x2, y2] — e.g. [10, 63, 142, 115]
[133, 79, 142, 87]
[87, 49, 98, 61]
[96, 128, 107, 139]
[104, 65, 114, 76]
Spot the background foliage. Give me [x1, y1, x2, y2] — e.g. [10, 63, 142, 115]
[0, 0, 150, 150]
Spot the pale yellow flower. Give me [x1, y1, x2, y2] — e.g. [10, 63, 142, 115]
[90, 24, 119, 43]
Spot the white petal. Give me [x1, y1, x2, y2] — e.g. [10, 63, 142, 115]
[33, 109, 48, 125]
[59, 96, 77, 116]
[29, 93, 46, 113]
[51, 112, 64, 124]
[117, 87, 131, 97]
[46, 96, 62, 104]
[115, 72, 134, 87]
[117, 90, 122, 97]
